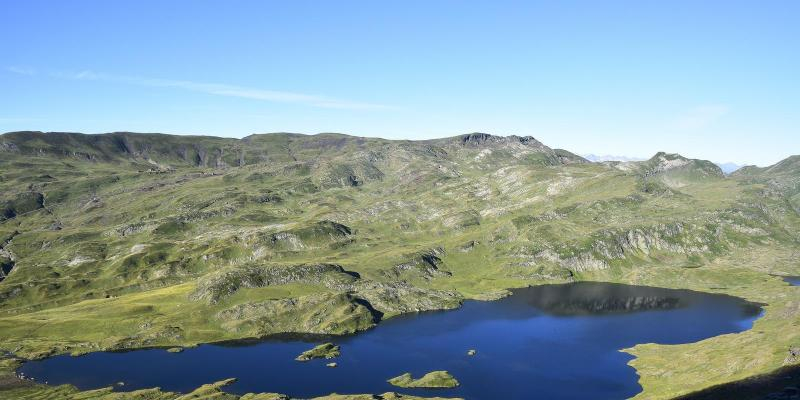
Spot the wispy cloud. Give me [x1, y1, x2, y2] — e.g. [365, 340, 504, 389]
[6, 66, 37, 76]
[43, 69, 392, 110]
[674, 105, 729, 130]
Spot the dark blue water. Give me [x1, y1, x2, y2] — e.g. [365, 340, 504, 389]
[19, 282, 761, 399]
[784, 276, 800, 286]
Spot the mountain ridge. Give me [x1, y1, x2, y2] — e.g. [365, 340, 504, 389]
[0, 129, 799, 400]
[6, 130, 793, 171]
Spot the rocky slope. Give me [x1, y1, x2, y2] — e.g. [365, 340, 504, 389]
[0, 130, 798, 399]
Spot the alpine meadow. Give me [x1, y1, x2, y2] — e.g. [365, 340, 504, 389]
[0, 131, 798, 399]
[2, 2, 800, 399]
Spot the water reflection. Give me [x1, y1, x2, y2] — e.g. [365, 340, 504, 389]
[20, 282, 762, 400]
[518, 282, 685, 315]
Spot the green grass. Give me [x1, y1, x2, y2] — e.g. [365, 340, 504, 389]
[295, 343, 340, 361]
[0, 131, 798, 399]
[388, 371, 460, 388]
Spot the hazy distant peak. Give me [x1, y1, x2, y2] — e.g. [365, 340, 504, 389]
[582, 154, 646, 163]
[714, 162, 745, 174]
[583, 153, 745, 174]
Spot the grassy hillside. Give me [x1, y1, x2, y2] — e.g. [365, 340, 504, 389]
[0, 131, 798, 399]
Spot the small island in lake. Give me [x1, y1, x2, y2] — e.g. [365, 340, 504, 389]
[295, 343, 341, 361]
[388, 371, 460, 388]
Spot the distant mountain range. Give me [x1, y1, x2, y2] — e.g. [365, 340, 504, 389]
[582, 154, 745, 174]
[582, 154, 647, 163]
[715, 162, 746, 174]
[0, 130, 798, 400]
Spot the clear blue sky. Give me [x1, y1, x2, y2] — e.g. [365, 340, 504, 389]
[2, 1, 798, 166]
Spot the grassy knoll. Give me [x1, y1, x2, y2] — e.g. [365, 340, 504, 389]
[388, 371, 460, 388]
[295, 342, 340, 361]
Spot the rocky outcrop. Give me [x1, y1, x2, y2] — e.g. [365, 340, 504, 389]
[317, 160, 384, 188]
[594, 223, 708, 258]
[190, 264, 359, 304]
[1, 192, 44, 222]
[632, 152, 724, 180]
[349, 281, 463, 315]
[265, 221, 353, 251]
[0, 231, 19, 282]
[295, 342, 340, 361]
[215, 292, 377, 336]
[423, 133, 585, 166]
[387, 247, 451, 280]
[534, 250, 609, 272]
[454, 133, 547, 151]
[532, 223, 724, 272]
[0, 141, 19, 152]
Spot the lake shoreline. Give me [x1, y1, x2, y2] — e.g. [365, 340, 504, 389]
[16, 281, 764, 399]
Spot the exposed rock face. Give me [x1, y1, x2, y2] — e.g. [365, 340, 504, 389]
[215, 292, 377, 336]
[0, 231, 19, 282]
[189, 251, 463, 322]
[388, 247, 451, 280]
[594, 223, 709, 258]
[349, 281, 463, 315]
[1, 192, 44, 221]
[0, 258, 12, 281]
[0, 129, 797, 398]
[0, 141, 19, 152]
[424, 132, 587, 165]
[534, 250, 609, 272]
[531, 222, 725, 272]
[0, 253, 14, 282]
[191, 264, 359, 304]
[633, 152, 725, 180]
[265, 221, 353, 251]
[454, 132, 547, 150]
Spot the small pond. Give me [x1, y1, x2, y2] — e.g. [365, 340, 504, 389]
[19, 282, 762, 399]
[783, 276, 800, 286]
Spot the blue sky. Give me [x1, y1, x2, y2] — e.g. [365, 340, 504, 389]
[1, 1, 798, 166]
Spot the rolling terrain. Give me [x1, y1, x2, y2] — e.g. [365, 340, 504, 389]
[0, 131, 798, 399]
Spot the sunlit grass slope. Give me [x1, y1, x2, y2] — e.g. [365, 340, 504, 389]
[0, 131, 798, 399]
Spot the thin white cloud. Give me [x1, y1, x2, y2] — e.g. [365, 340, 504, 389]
[674, 105, 729, 130]
[49, 70, 393, 110]
[6, 66, 37, 76]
